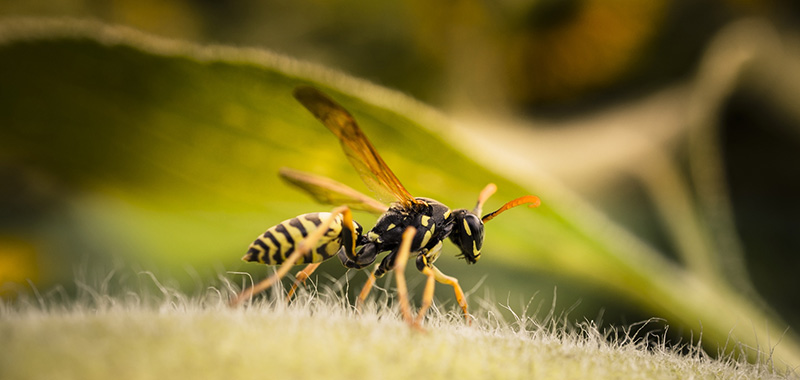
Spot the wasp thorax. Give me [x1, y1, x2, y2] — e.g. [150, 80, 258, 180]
[448, 209, 485, 264]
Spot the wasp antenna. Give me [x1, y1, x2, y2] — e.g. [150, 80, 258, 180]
[481, 195, 541, 223]
[473, 183, 498, 215]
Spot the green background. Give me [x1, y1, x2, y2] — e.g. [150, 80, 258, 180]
[2, 0, 800, 370]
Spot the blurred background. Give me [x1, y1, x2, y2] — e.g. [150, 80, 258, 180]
[2, 0, 800, 364]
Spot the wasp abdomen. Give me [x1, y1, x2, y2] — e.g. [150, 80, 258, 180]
[243, 212, 344, 265]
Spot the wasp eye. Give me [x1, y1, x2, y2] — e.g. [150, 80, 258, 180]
[449, 210, 484, 264]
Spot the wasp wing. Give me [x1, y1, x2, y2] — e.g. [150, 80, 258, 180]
[280, 167, 389, 215]
[293, 86, 418, 208]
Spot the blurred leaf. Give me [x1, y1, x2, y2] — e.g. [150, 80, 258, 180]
[0, 18, 550, 288]
[0, 18, 798, 370]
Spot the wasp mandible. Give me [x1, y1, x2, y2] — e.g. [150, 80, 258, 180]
[230, 86, 541, 328]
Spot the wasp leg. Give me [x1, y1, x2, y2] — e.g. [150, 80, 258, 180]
[230, 206, 350, 307]
[415, 266, 436, 326]
[286, 262, 322, 301]
[357, 228, 419, 328]
[392, 227, 417, 327]
[356, 268, 377, 313]
[339, 204, 359, 260]
[355, 247, 397, 311]
[417, 265, 470, 326]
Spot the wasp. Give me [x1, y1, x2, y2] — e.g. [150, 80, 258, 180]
[230, 86, 540, 328]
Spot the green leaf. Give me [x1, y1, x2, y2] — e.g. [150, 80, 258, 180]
[0, 18, 798, 370]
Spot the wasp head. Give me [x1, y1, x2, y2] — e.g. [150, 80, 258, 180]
[449, 209, 485, 264]
[449, 184, 541, 264]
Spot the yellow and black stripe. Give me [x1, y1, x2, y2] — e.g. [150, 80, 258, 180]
[242, 212, 358, 265]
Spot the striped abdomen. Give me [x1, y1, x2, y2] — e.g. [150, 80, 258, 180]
[242, 213, 359, 265]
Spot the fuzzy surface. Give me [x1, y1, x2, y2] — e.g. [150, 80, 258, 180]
[0, 289, 788, 380]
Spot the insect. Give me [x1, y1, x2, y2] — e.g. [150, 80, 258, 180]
[230, 86, 541, 328]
